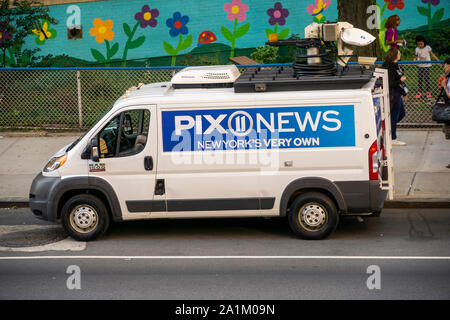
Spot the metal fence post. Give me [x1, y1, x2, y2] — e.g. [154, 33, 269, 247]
[77, 70, 83, 129]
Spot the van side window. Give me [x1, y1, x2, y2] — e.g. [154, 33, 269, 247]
[98, 109, 150, 158]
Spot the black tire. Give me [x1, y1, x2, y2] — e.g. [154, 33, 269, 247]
[61, 194, 110, 241]
[287, 192, 339, 240]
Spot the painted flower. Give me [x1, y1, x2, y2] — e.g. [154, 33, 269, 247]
[267, 2, 289, 26]
[224, 0, 249, 22]
[89, 18, 114, 43]
[0, 21, 13, 46]
[135, 5, 159, 28]
[384, 0, 405, 11]
[307, 0, 332, 21]
[166, 12, 189, 37]
[31, 20, 57, 45]
[421, 0, 440, 6]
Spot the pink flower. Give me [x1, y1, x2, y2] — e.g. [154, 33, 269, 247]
[224, 0, 249, 22]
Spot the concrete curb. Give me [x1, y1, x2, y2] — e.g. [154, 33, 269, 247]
[0, 201, 29, 208]
[383, 199, 450, 209]
[1, 200, 449, 209]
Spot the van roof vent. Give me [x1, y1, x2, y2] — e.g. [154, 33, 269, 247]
[171, 65, 240, 88]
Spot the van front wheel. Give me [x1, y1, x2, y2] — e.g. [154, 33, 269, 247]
[287, 192, 338, 240]
[61, 194, 110, 241]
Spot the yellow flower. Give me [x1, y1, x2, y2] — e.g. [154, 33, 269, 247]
[89, 18, 114, 43]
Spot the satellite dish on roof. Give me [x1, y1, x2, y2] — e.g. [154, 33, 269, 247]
[341, 28, 376, 46]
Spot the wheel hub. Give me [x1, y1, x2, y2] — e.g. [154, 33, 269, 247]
[301, 204, 326, 228]
[72, 205, 98, 232]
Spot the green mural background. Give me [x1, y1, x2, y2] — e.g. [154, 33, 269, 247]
[1, 0, 449, 67]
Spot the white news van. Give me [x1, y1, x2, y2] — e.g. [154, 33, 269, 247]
[29, 64, 394, 241]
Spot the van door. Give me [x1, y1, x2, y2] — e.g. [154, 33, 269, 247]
[373, 68, 394, 200]
[88, 105, 162, 220]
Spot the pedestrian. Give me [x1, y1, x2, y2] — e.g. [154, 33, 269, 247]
[384, 15, 406, 50]
[439, 58, 450, 104]
[382, 47, 408, 146]
[414, 35, 439, 99]
[439, 58, 450, 168]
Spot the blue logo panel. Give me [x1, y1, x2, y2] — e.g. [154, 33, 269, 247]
[162, 105, 355, 152]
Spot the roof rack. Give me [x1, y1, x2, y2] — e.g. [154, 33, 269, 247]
[233, 64, 374, 93]
[232, 36, 375, 93]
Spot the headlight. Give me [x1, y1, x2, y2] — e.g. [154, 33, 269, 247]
[43, 154, 67, 172]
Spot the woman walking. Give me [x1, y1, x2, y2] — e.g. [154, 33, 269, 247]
[382, 47, 408, 146]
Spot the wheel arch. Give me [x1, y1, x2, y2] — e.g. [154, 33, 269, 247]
[279, 177, 347, 217]
[49, 176, 122, 222]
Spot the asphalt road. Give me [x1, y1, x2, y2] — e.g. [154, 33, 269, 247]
[0, 207, 449, 300]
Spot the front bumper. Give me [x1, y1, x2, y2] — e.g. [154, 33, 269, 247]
[29, 173, 61, 222]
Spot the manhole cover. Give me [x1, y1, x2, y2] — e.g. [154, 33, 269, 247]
[0, 227, 67, 248]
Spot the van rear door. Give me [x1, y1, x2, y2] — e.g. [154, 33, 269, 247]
[373, 68, 394, 200]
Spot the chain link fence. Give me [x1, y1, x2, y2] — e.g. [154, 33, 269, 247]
[0, 61, 445, 130]
[0, 67, 178, 130]
[397, 61, 445, 126]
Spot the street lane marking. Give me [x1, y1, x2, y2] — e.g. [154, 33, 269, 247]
[0, 255, 450, 260]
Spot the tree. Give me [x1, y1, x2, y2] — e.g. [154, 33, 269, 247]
[0, 0, 57, 67]
[337, 0, 382, 61]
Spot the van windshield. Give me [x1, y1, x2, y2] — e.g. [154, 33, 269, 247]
[66, 105, 114, 152]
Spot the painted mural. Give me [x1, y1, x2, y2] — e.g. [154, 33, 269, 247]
[32, 19, 58, 45]
[1, 0, 449, 67]
[307, 0, 332, 24]
[163, 11, 193, 66]
[265, 2, 290, 41]
[221, 0, 250, 58]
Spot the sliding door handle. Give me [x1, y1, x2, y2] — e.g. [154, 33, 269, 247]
[144, 156, 153, 171]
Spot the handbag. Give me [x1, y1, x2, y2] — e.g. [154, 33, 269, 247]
[432, 88, 450, 123]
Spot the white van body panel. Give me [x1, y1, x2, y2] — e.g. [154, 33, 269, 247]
[59, 83, 376, 220]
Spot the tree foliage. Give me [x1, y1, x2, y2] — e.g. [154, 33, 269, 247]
[0, 0, 57, 67]
[251, 46, 279, 64]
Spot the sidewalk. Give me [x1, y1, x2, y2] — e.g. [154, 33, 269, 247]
[0, 129, 449, 207]
[383, 128, 450, 208]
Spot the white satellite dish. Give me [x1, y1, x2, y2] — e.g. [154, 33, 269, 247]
[341, 28, 375, 46]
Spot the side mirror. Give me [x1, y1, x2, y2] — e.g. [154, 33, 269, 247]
[91, 137, 99, 162]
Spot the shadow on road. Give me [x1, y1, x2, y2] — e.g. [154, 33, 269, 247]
[104, 215, 372, 241]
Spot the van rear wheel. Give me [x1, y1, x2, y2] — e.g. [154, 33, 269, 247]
[61, 194, 110, 241]
[287, 192, 338, 240]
